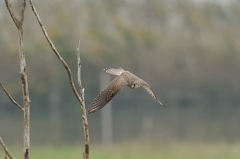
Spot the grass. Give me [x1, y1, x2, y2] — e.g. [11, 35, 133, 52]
[0, 142, 239, 159]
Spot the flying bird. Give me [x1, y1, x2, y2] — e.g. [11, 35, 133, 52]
[88, 67, 165, 114]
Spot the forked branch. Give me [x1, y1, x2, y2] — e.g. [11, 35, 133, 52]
[5, 0, 26, 28]
[4, 0, 30, 159]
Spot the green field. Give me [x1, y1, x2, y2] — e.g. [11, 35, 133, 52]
[0, 143, 239, 159]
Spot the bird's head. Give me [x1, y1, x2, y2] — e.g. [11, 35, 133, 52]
[130, 83, 140, 89]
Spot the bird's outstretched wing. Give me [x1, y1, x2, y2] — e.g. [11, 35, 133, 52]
[88, 75, 128, 114]
[104, 67, 125, 76]
[140, 81, 165, 107]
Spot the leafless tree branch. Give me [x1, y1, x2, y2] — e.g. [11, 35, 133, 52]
[28, 0, 83, 105]
[20, 0, 26, 24]
[0, 137, 15, 159]
[5, 0, 26, 28]
[5, 0, 20, 27]
[76, 40, 83, 92]
[0, 82, 24, 111]
[76, 40, 89, 159]
[4, 0, 30, 159]
[29, 1, 90, 158]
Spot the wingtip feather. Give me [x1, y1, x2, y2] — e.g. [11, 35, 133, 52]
[157, 99, 166, 107]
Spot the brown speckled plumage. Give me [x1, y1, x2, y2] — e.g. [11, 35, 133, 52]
[88, 68, 164, 114]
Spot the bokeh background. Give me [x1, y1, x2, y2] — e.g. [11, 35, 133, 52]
[0, 0, 240, 158]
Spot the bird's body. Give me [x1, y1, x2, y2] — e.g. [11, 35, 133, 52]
[88, 68, 164, 114]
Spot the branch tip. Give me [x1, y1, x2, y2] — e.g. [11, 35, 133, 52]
[0, 82, 24, 111]
[0, 137, 15, 159]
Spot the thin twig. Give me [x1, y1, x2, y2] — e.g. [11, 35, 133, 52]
[0, 82, 24, 111]
[20, 0, 26, 24]
[0, 137, 15, 159]
[76, 40, 83, 91]
[76, 40, 89, 159]
[76, 40, 84, 98]
[5, 0, 20, 27]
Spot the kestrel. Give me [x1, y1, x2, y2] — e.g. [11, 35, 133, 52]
[88, 67, 165, 114]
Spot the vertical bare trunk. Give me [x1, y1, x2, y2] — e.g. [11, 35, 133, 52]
[18, 28, 30, 159]
[4, 0, 29, 157]
[76, 40, 89, 159]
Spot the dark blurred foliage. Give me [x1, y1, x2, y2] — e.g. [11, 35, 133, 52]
[0, 0, 240, 145]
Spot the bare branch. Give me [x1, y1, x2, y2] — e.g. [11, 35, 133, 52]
[29, 1, 90, 158]
[76, 40, 83, 93]
[5, 0, 20, 27]
[28, 0, 83, 105]
[20, 0, 26, 24]
[82, 116, 89, 159]
[0, 81, 24, 111]
[0, 137, 15, 159]
[5, 0, 26, 29]
[18, 26, 30, 159]
[5, 0, 30, 158]
[76, 40, 89, 159]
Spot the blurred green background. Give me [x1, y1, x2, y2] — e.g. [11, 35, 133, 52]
[0, 0, 240, 158]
